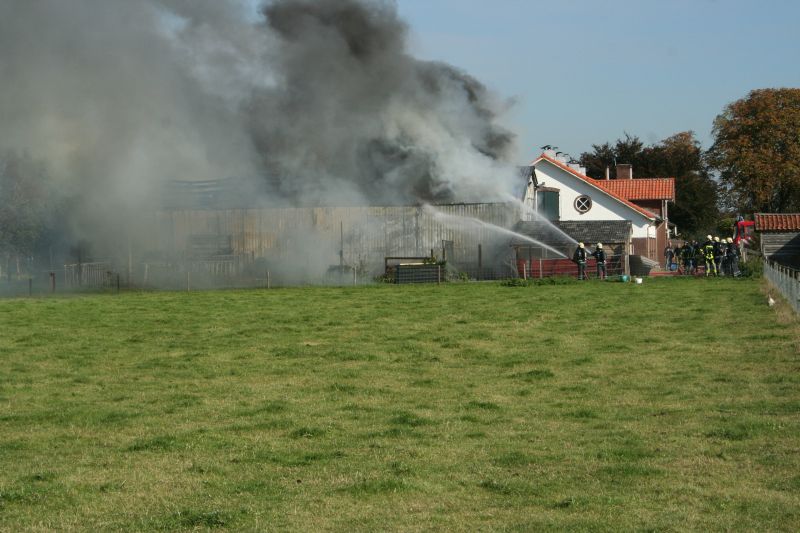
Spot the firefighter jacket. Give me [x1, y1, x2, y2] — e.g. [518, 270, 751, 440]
[573, 247, 587, 263]
[591, 249, 606, 263]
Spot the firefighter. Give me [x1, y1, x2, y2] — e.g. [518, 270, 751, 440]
[664, 242, 674, 270]
[713, 236, 724, 275]
[681, 240, 694, 275]
[592, 242, 607, 279]
[693, 240, 703, 275]
[703, 237, 717, 276]
[573, 242, 587, 280]
[720, 237, 731, 275]
[699, 235, 713, 275]
[726, 237, 740, 276]
[673, 243, 681, 270]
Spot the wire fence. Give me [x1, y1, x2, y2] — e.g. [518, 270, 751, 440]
[516, 255, 625, 280]
[764, 259, 800, 313]
[1, 251, 629, 296]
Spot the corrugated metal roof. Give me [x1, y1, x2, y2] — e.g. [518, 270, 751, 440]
[755, 213, 800, 232]
[594, 178, 675, 201]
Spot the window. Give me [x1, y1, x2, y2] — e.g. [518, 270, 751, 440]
[574, 195, 592, 214]
[536, 189, 559, 221]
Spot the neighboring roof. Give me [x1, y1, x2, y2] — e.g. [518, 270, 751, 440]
[595, 178, 675, 201]
[511, 220, 632, 247]
[531, 154, 656, 220]
[755, 213, 800, 232]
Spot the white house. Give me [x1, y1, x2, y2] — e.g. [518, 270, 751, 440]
[523, 151, 664, 263]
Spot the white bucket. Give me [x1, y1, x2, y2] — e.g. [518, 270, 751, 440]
[634, 277, 643, 284]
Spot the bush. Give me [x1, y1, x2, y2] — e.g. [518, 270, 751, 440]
[373, 273, 394, 284]
[500, 278, 530, 287]
[500, 276, 580, 287]
[740, 256, 763, 278]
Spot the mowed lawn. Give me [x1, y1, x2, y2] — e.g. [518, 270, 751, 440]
[0, 278, 798, 531]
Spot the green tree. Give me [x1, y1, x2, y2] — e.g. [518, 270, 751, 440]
[579, 131, 719, 236]
[579, 133, 644, 179]
[707, 88, 800, 213]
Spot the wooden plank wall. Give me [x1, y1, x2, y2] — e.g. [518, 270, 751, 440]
[761, 232, 800, 268]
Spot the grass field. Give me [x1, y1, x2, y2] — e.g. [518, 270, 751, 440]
[0, 278, 798, 531]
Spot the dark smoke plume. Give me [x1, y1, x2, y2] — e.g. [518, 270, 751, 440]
[0, 0, 517, 260]
[250, 0, 516, 205]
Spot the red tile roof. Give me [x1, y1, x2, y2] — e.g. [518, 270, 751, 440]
[754, 213, 800, 232]
[594, 178, 675, 201]
[532, 154, 657, 220]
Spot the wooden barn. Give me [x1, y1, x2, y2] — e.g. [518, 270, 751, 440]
[145, 199, 525, 283]
[755, 213, 800, 268]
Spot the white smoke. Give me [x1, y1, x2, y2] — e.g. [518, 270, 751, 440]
[0, 0, 519, 260]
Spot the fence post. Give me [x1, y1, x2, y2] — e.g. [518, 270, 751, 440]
[28, 277, 32, 297]
[477, 244, 482, 281]
[50, 272, 55, 293]
[437, 265, 441, 284]
[187, 271, 190, 292]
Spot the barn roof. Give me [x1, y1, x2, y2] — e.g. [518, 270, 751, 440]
[755, 213, 800, 232]
[594, 178, 675, 201]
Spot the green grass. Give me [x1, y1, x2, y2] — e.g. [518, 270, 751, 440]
[0, 277, 798, 531]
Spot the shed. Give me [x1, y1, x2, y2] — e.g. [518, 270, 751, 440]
[755, 213, 800, 268]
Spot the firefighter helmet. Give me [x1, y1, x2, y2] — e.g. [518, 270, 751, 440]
[597, 243, 603, 249]
[578, 242, 584, 248]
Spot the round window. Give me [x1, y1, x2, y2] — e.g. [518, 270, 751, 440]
[574, 195, 592, 213]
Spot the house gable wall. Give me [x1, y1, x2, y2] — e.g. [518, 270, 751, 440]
[532, 161, 653, 239]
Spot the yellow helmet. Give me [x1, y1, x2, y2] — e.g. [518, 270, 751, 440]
[727, 237, 733, 243]
[707, 235, 712, 240]
[578, 242, 584, 248]
[597, 243, 603, 249]
[714, 236, 720, 242]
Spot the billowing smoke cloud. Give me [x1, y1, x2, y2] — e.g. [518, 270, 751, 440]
[249, 0, 516, 205]
[0, 0, 517, 259]
[0, 0, 266, 251]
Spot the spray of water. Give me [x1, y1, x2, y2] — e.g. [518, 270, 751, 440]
[500, 193, 578, 246]
[422, 204, 567, 258]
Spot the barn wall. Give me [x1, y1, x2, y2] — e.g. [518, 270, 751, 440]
[152, 203, 521, 276]
[761, 232, 800, 268]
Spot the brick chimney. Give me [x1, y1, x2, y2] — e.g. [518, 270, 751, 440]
[616, 163, 633, 180]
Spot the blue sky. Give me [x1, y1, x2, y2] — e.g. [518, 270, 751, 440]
[395, 0, 800, 162]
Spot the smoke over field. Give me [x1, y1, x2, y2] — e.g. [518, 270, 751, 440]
[0, 0, 519, 282]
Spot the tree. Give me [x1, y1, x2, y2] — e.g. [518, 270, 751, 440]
[580, 133, 644, 180]
[707, 88, 800, 213]
[579, 132, 719, 236]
